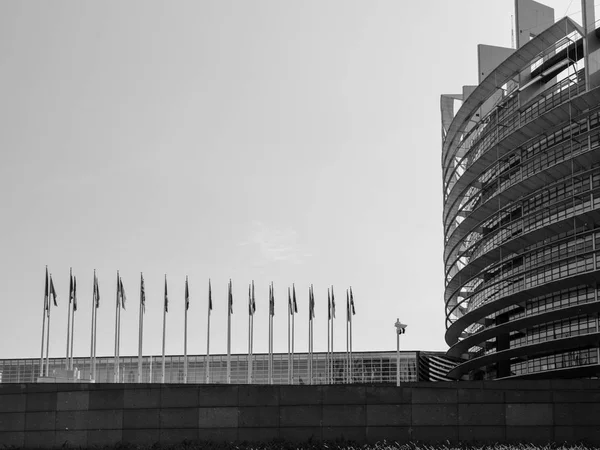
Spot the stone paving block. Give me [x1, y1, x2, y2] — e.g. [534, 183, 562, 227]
[161, 386, 200, 408]
[459, 403, 505, 426]
[553, 390, 600, 403]
[123, 408, 160, 429]
[0, 394, 26, 412]
[458, 388, 504, 403]
[505, 426, 553, 443]
[0, 431, 24, 448]
[366, 404, 411, 426]
[280, 385, 322, 405]
[412, 388, 457, 404]
[159, 428, 199, 444]
[87, 429, 123, 447]
[198, 385, 239, 407]
[322, 426, 366, 442]
[458, 426, 505, 442]
[506, 403, 553, 427]
[280, 405, 322, 427]
[322, 385, 365, 405]
[123, 388, 161, 409]
[197, 427, 238, 442]
[366, 426, 411, 443]
[26, 392, 56, 411]
[238, 427, 279, 442]
[25, 411, 55, 430]
[238, 385, 279, 406]
[279, 426, 322, 442]
[323, 404, 365, 427]
[55, 430, 87, 448]
[555, 402, 600, 426]
[56, 391, 89, 411]
[366, 386, 411, 404]
[86, 409, 123, 429]
[198, 406, 238, 428]
[0, 412, 25, 431]
[238, 406, 279, 427]
[24, 430, 55, 448]
[89, 389, 124, 410]
[412, 404, 458, 427]
[505, 389, 553, 403]
[160, 407, 199, 428]
[55, 411, 88, 430]
[411, 426, 458, 443]
[122, 428, 159, 445]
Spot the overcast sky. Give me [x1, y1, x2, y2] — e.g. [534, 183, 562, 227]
[0, 0, 580, 360]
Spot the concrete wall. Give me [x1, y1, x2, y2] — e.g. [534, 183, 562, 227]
[2, 380, 600, 447]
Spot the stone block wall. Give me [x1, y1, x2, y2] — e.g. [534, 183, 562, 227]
[1, 380, 600, 447]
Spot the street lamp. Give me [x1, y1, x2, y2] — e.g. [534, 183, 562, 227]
[395, 318, 407, 386]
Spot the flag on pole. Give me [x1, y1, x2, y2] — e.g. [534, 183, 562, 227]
[228, 279, 233, 314]
[69, 273, 74, 306]
[251, 281, 256, 314]
[44, 268, 49, 310]
[328, 290, 331, 320]
[248, 284, 253, 315]
[141, 274, 146, 313]
[50, 276, 58, 306]
[94, 274, 100, 308]
[350, 287, 356, 315]
[309, 285, 315, 319]
[209, 279, 213, 311]
[73, 276, 78, 311]
[120, 278, 126, 309]
[269, 283, 274, 316]
[346, 289, 350, 321]
[288, 287, 292, 315]
[164, 277, 168, 313]
[185, 277, 190, 311]
[331, 287, 336, 318]
[292, 284, 298, 313]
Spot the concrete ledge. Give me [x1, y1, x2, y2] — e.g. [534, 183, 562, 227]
[280, 385, 322, 405]
[322, 385, 366, 405]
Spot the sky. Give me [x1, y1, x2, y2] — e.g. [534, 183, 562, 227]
[0, 0, 581, 361]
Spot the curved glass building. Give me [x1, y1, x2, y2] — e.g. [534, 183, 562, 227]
[442, 0, 600, 379]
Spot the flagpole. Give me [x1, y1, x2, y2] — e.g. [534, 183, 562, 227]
[70, 276, 76, 372]
[92, 273, 99, 382]
[184, 276, 188, 384]
[138, 273, 144, 383]
[206, 279, 212, 384]
[45, 274, 54, 378]
[162, 275, 167, 384]
[65, 268, 72, 369]
[291, 285, 295, 384]
[40, 267, 48, 377]
[114, 271, 120, 383]
[327, 288, 330, 385]
[226, 279, 232, 384]
[287, 287, 291, 385]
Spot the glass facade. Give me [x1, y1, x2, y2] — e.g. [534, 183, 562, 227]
[0, 351, 445, 384]
[441, 2, 600, 379]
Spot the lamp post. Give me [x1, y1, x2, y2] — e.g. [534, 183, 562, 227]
[395, 318, 407, 387]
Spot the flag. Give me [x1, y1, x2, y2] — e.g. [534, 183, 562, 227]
[164, 277, 168, 313]
[328, 289, 331, 320]
[44, 268, 49, 310]
[251, 281, 256, 314]
[73, 276, 77, 311]
[69, 273, 74, 305]
[292, 284, 298, 313]
[120, 278, 126, 309]
[331, 286, 336, 319]
[140, 274, 146, 314]
[50, 276, 57, 306]
[288, 287, 292, 315]
[346, 290, 350, 321]
[248, 284, 253, 316]
[185, 277, 190, 311]
[208, 279, 213, 311]
[94, 274, 100, 308]
[350, 287, 356, 315]
[309, 285, 315, 319]
[228, 280, 233, 315]
[269, 283, 274, 316]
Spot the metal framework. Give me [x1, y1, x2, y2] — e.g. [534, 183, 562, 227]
[441, 4, 600, 380]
